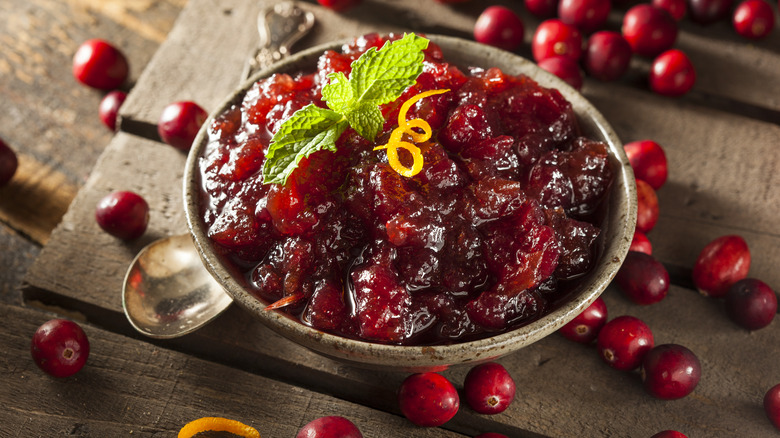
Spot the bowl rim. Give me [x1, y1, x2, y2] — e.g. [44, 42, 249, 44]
[183, 34, 637, 371]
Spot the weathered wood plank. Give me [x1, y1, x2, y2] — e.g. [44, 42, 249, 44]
[0, 223, 39, 305]
[584, 81, 780, 282]
[1, 303, 466, 438]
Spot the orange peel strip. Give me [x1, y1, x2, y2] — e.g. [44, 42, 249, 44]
[264, 292, 304, 311]
[178, 417, 260, 438]
[374, 88, 449, 177]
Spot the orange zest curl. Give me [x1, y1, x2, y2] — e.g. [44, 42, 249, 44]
[374, 88, 450, 177]
[178, 417, 260, 438]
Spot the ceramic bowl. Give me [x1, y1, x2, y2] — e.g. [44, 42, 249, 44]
[184, 35, 637, 372]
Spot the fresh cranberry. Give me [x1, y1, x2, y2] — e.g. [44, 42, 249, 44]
[525, 0, 559, 17]
[158, 101, 208, 151]
[725, 278, 777, 330]
[0, 137, 19, 187]
[653, 0, 688, 20]
[316, 0, 361, 11]
[597, 315, 654, 371]
[689, 0, 735, 24]
[733, 0, 776, 39]
[649, 49, 696, 97]
[636, 179, 660, 233]
[616, 251, 670, 305]
[765, 383, 780, 430]
[398, 372, 460, 427]
[537, 56, 583, 90]
[692, 235, 751, 297]
[651, 431, 689, 438]
[630, 231, 653, 255]
[474, 6, 525, 51]
[72, 39, 129, 90]
[559, 296, 608, 343]
[583, 31, 633, 82]
[99, 90, 128, 132]
[296, 416, 363, 438]
[532, 19, 584, 62]
[95, 190, 150, 240]
[622, 4, 678, 57]
[641, 344, 701, 399]
[31, 319, 90, 378]
[624, 140, 668, 190]
[463, 362, 516, 415]
[558, 0, 612, 33]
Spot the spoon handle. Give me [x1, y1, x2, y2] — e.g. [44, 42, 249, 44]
[241, 2, 316, 82]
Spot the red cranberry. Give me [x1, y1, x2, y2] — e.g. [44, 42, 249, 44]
[616, 251, 670, 305]
[316, 0, 362, 11]
[597, 315, 654, 371]
[653, 0, 688, 20]
[584, 31, 633, 82]
[559, 296, 608, 343]
[72, 39, 129, 90]
[474, 6, 525, 51]
[31, 319, 90, 378]
[99, 90, 128, 132]
[525, 0, 559, 17]
[464, 362, 516, 415]
[95, 190, 150, 240]
[636, 179, 659, 234]
[649, 49, 696, 97]
[765, 383, 780, 430]
[725, 278, 777, 330]
[558, 0, 612, 33]
[532, 19, 584, 62]
[689, 0, 735, 24]
[622, 5, 678, 57]
[537, 56, 583, 90]
[158, 101, 208, 151]
[398, 372, 459, 427]
[733, 0, 776, 39]
[624, 140, 668, 190]
[651, 431, 689, 438]
[641, 344, 701, 400]
[296, 416, 363, 438]
[0, 137, 19, 187]
[630, 231, 653, 255]
[692, 235, 751, 297]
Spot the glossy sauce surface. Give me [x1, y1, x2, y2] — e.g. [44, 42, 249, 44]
[198, 34, 613, 345]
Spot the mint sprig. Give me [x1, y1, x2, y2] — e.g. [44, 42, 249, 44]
[261, 33, 429, 186]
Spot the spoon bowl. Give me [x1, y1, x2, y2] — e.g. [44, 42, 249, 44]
[122, 234, 232, 339]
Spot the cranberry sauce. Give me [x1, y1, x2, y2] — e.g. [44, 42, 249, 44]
[198, 34, 614, 345]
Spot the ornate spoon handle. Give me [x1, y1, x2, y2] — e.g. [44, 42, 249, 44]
[242, 2, 315, 81]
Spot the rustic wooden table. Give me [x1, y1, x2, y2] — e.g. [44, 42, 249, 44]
[2, 0, 780, 436]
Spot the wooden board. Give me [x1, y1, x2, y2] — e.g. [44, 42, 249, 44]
[20, 0, 780, 436]
[1, 303, 465, 438]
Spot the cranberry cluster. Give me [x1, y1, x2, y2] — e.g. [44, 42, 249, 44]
[71, 39, 210, 240]
[464, 0, 776, 97]
[201, 34, 615, 346]
[398, 361, 515, 433]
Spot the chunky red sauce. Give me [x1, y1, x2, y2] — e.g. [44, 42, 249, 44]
[198, 34, 613, 345]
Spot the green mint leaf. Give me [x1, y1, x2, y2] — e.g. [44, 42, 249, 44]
[262, 33, 429, 185]
[344, 102, 384, 141]
[261, 104, 347, 185]
[321, 72, 352, 114]
[348, 33, 429, 111]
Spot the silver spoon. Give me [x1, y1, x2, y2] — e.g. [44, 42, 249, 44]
[122, 2, 314, 338]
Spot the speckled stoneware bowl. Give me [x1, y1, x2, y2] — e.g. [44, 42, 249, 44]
[184, 35, 637, 372]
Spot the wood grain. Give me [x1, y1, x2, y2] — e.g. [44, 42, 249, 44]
[1, 303, 466, 438]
